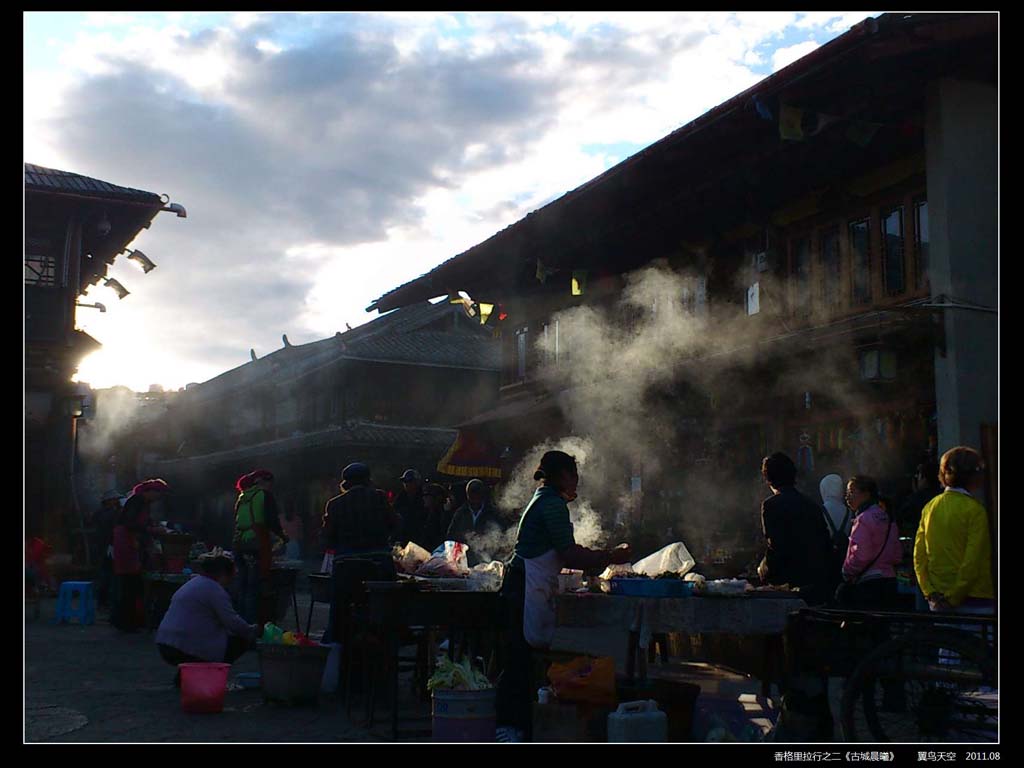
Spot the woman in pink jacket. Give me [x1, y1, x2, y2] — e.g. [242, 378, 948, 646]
[838, 475, 903, 610]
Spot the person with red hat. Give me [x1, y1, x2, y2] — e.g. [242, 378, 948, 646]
[232, 469, 287, 624]
[111, 479, 169, 632]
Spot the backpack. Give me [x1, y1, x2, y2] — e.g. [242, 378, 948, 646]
[823, 505, 851, 591]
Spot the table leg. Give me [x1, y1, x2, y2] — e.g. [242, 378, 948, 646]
[391, 633, 400, 740]
[626, 630, 638, 682]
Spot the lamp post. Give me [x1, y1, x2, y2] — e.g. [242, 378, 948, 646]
[64, 393, 90, 567]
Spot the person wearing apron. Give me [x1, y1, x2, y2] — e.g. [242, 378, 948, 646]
[495, 450, 632, 742]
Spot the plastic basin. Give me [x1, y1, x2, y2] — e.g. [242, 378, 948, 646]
[180, 662, 230, 714]
[608, 580, 694, 598]
[258, 643, 331, 705]
[235, 672, 261, 690]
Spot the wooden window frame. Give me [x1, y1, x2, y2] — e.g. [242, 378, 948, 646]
[913, 197, 929, 293]
[848, 214, 874, 306]
[789, 235, 813, 318]
[819, 225, 843, 315]
[879, 203, 907, 297]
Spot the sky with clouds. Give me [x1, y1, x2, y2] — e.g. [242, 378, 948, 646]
[24, 11, 876, 391]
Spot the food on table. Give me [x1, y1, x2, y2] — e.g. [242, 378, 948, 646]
[427, 656, 492, 691]
[599, 564, 636, 580]
[414, 557, 468, 579]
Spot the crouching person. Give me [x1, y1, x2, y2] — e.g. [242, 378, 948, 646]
[156, 553, 259, 686]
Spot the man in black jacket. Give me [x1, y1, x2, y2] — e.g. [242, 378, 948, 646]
[393, 469, 424, 546]
[758, 452, 836, 741]
[758, 452, 833, 607]
[446, 479, 505, 564]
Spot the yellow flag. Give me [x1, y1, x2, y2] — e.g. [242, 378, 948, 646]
[779, 105, 804, 141]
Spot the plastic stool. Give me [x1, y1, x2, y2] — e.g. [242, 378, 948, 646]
[53, 581, 95, 625]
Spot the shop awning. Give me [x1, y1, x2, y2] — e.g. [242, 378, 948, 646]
[436, 428, 502, 480]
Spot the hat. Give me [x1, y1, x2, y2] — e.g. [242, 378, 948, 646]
[466, 478, 486, 495]
[400, 469, 421, 482]
[342, 463, 371, 482]
[131, 478, 169, 496]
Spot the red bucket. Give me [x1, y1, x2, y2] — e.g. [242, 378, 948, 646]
[179, 663, 230, 714]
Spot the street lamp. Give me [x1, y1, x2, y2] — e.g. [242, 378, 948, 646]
[103, 278, 130, 300]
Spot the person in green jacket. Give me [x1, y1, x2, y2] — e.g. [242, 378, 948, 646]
[232, 469, 287, 623]
[914, 446, 994, 615]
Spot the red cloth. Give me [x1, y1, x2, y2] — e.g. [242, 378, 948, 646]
[112, 526, 142, 575]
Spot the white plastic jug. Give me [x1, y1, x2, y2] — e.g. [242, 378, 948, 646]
[607, 700, 668, 743]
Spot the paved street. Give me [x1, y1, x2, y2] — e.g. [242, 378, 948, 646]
[25, 591, 422, 743]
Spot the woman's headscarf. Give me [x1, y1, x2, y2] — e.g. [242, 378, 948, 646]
[130, 478, 169, 497]
[235, 470, 273, 493]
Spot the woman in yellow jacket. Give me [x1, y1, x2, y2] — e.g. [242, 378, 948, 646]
[913, 446, 995, 615]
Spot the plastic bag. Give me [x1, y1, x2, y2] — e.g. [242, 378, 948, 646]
[396, 542, 432, 574]
[321, 643, 342, 693]
[546, 656, 617, 706]
[426, 541, 469, 574]
[262, 623, 284, 644]
[632, 542, 696, 578]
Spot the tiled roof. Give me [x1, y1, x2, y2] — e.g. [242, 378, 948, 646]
[184, 302, 498, 403]
[343, 330, 500, 370]
[150, 422, 458, 468]
[25, 164, 163, 204]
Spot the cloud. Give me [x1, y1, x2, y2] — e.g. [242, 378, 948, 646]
[771, 41, 821, 72]
[28, 12, 856, 390]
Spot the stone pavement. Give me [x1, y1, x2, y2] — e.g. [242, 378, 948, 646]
[24, 592, 423, 743]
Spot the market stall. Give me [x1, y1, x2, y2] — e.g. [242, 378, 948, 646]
[551, 592, 805, 685]
[363, 581, 503, 740]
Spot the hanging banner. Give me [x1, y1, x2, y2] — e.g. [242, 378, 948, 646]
[779, 105, 805, 140]
[571, 270, 587, 296]
[536, 258, 554, 284]
[436, 429, 502, 480]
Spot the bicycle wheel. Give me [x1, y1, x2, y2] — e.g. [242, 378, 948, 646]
[840, 630, 996, 743]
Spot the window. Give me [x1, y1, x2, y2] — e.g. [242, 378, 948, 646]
[681, 276, 708, 318]
[820, 227, 842, 309]
[881, 206, 905, 295]
[849, 219, 872, 304]
[914, 199, 929, 290]
[746, 282, 760, 316]
[25, 253, 57, 287]
[515, 327, 528, 380]
[792, 238, 811, 315]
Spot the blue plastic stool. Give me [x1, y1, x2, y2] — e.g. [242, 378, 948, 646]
[53, 581, 95, 625]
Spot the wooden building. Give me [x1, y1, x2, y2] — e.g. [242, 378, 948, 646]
[137, 301, 500, 549]
[367, 14, 997, 557]
[25, 164, 184, 552]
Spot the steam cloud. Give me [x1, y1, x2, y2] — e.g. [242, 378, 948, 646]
[497, 261, 881, 560]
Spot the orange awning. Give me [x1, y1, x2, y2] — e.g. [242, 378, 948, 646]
[436, 429, 501, 480]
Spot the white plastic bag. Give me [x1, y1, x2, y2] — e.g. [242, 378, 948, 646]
[396, 542, 432, 574]
[442, 541, 470, 574]
[632, 542, 696, 578]
[321, 642, 342, 693]
[417, 541, 471, 578]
